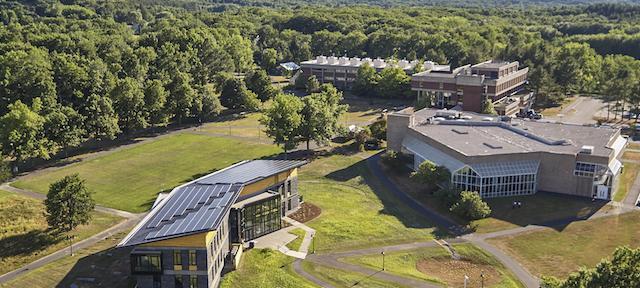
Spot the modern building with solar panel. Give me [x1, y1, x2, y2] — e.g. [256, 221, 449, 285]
[387, 108, 627, 200]
[118, 159, 306, 288]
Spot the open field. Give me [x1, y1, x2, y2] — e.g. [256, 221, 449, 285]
[383, 163, 607, 234]
[488, 211, 640, 279]
[628, 142, 640, 150]
[342, 243, 523, 288]
[299, 150, 438, 252]
[12, 134, 280, 212]
[622, 151, 640, 161]
[286, 228, 306, 251]
[0, 231, 132, 288]
[220, 249, 316, 288]
[614, 162, 639, 202]
[301, 261, 402, 288]
[0, 190, 123, 276]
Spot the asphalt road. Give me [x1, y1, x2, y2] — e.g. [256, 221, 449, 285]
[545, 96, 605, 125]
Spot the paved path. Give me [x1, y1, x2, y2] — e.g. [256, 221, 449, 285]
[293, 259, 336, 288]
[623, 165, 640, 206]
[547, 96, 604, 125]
[0, 182, 143, 284]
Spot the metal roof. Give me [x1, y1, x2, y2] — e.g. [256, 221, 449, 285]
[402, 135, 466, 172]
[279, 62, 300, 71]
[468, 160, 539, 177]
[118, 160, 306, 247]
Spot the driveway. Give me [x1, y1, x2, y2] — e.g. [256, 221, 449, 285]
[545, 96, 605, 125]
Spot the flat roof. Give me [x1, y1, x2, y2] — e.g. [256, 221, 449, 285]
[409, 109, 619, 158]
[472, 60, 513, 69]
[118, 160, 306, 247]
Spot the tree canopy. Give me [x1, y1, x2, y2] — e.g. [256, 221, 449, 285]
[44, 174, 96, 233]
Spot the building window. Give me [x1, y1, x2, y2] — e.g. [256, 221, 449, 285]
[240, 196, 281, 241]
[574, 162, 606, 178]
[287, 181, 292, 197]
[189, 275, 198, 288]
[174, 250, 182, 270]
[288, 198, 292, 211]
[188, 250, 197, 270]
[175, 275, 184, 288]
[132, 254, 162, 273]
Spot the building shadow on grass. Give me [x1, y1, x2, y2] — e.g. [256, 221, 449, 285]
[56, 245, 134, 288]
[324, 156, 449, 238]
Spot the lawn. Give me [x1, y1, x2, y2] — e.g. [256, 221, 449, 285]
[220, 249, 317, 288]
[614, 162, 639, 202]
[286, 228, 306, 251]
[342, 243, 523, 288]
[622, 151, 640, 161]
[301, 261, 403, 288]
[488, 211, 640, 279]
[299, 150, 438, 252]
[12, 133, 280, 212]
[0, 231, 133, 288]
[0, 190, 123, 275]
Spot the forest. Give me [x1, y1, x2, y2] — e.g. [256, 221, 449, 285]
[1, 0, 640, 170]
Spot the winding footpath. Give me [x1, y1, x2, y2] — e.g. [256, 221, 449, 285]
[0, 182, 144, 284]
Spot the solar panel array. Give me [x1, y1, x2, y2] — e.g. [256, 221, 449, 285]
[198, 160, 306, 185]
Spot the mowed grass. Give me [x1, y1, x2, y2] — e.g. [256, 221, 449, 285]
[614, 162, 639, 202]
[0, 190, 123, 275]
[13, 133, 280, 212]
[0, 231, 133, 288]
[342, 244, 523, 288]
[301, 261, 403, 288]
[488, 211, 640, 279]
[286, 228, 306, 251]
[299, 151, 437, 252]
[220, 249, 316, 288]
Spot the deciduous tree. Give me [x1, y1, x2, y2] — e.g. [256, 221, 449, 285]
[261, 94, 303, 156]
[45, 174, 95, 233]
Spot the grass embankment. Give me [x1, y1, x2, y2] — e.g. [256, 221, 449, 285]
[302, 261, 402, 288]
[286, 228, 306, 251]
[220, 249, 317, 288]
[488, 211, 640, 279]
[342, 243, 523, 288]
[13, 133, 280, 212]
[614, 161, 639, 202]
[299, 150, 438, 252]
[0, 190, 122, 276]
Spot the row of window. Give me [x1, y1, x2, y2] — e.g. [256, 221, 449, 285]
[173, 250, 197, 270]
[175, 275, 198, 288]
[132, 254, 162, 273]
[574, 162, 607, 178]
[452, 168, 537, 198]
[241, 196, 281, 241]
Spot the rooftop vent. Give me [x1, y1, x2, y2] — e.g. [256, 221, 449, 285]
[580, 145, 594, 154]
[483, 142, 503, 149]
[452, 128, 468, 135]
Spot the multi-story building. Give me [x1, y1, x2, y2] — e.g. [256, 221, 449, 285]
[387, 108, 627, 200]
[299, 56, 449, 90]
[118, 160, 306, 288]
[411, 60, 530, 115]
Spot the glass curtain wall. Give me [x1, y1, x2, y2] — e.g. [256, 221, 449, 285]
[240, 196, 281, 241]
[452, 161, 538, 198]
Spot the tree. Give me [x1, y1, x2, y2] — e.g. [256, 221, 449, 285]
[261, 94, 303, 156]
[44, 105, 86, 154]
[481, 98, 497, 115]
[246, 69, 277, 102]
[354, 127, 371, 151]
[541, 247, 640, 288]
[305, 75, 320, 94]
[220, 77, 260, 112]
[299, 84, 348, 150]
[195, 84, 222, 121]
[84, 94, 120, 140]
[0, 99, 55, 164]
[553, 42, 601, 95]
[377, 67, 411, 99]
[144, 79, 169, 126]
[450, 191, 491, 220]
[258, 48, 278, 72]
[369, 117, 387, 140]
[411, 160, 450, 186]
[166, 72, 196, 124]
[353, 63, 379, 97]
[45, 174, 95, 233]
[111, 77, 148, 133]
[295, 74, 308, 90]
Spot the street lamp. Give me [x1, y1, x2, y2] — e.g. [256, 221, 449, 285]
[481, 272, 485, 288]
[381, 251, 385, 271]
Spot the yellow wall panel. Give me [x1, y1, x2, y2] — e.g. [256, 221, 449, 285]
[141, 231, 212, 248]
[239, 168, 298, 196]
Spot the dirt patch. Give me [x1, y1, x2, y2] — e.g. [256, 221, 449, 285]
[288, 202, 321, 223]
[417, 257, 501, 287]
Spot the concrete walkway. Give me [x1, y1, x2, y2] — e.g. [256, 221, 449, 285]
[252, 217, 317, 260]
[0, 182, 144, 284]
[623, 167, 640, 206]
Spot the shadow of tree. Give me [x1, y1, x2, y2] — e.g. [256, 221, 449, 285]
[57, 245, 134, 288]
[0, 230, 62, 258]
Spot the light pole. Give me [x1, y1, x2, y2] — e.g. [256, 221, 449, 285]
[381, 251, 385, 271]
[481, 272, 485, 288]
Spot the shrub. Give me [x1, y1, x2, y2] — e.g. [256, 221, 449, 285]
[0, 160, 11, 183]
[411, 160, 451, 186]
[381, 150, 404, 171]
[450, 191, 492, 220]
[369, 117, 387, 140]
[434, 187, 460, 207]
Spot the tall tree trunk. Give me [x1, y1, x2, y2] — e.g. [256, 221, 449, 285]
[306, 140, 310, 151]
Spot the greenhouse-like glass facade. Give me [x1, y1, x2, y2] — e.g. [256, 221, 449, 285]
[451, 160, 539, 198]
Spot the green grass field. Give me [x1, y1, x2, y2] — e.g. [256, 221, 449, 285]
[0, 190, 123, 275]
[488, 211, 640, 279]
[0, 231, 133, 288]
[286, 228, 306, 251]
[13, 134, 280, 212]
[302, 261, 403, 288]
[299, 151, 438, 252]
[220, 249, 316, 288]
[614, 162, 639, 202]
[341, 243, 523, 288]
